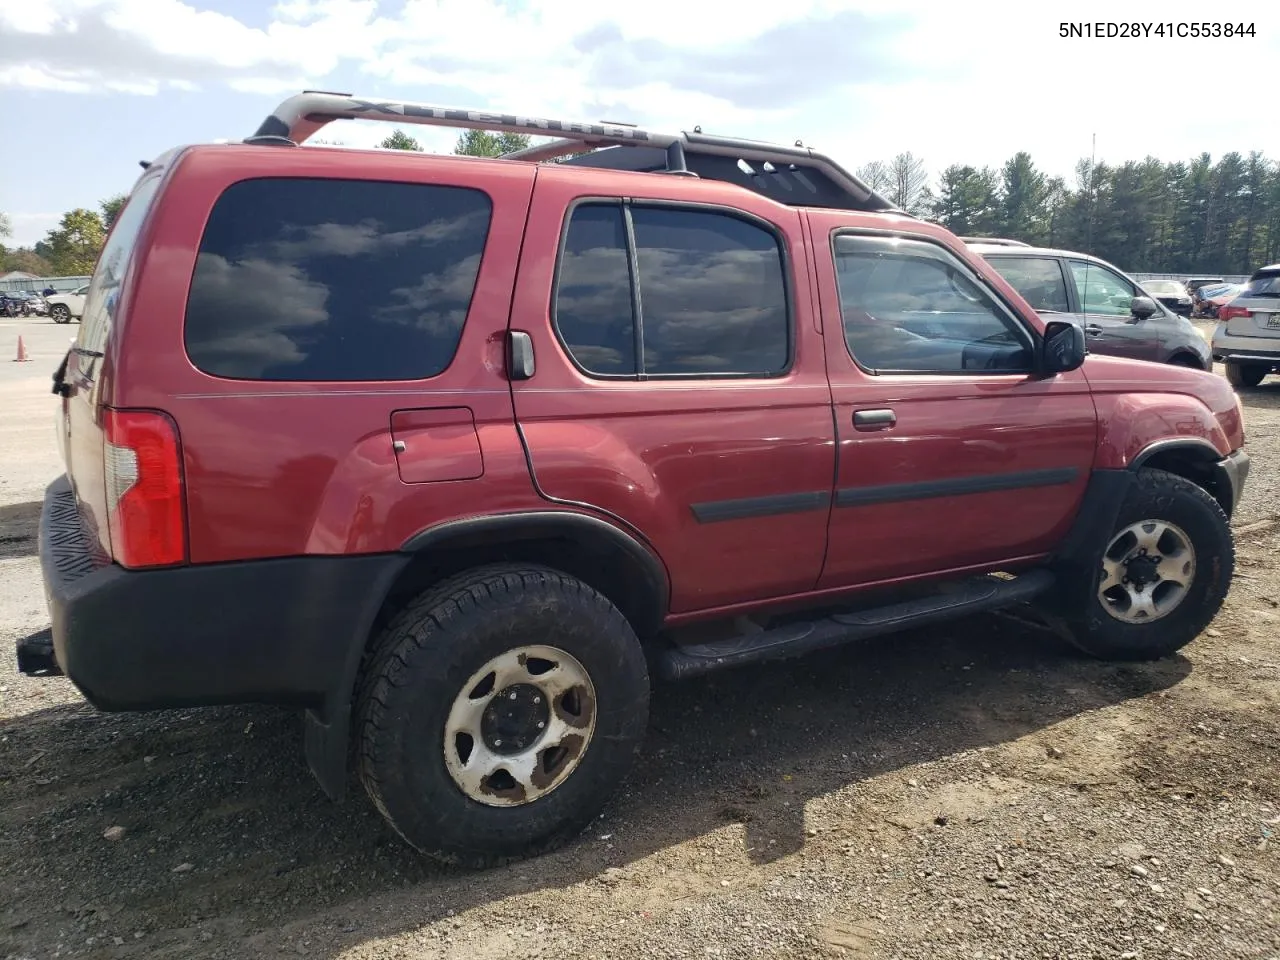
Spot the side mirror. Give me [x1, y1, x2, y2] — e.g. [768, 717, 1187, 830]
[1130, 295, 1158, 320]
[1042, 319, 1086, 374]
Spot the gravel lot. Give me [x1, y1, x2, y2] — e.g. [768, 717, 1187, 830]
[2, 316, 1278, 960]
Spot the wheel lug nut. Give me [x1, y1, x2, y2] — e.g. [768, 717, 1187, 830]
[509, 692, 517, 700]
[495, 739, 503, 746]
[537, 721, 545, 729]
[533, 696, 541, 704]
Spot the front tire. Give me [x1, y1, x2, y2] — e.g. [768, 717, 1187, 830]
[1054, 468, 1233, 661]
[50, 304, 71, 324]
[356, 564, 650, 867]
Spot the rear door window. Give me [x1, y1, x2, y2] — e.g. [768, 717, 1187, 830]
[184, 177, 493, 381]
[983, 256, 1070, 312]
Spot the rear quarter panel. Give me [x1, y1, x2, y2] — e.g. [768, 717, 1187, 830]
[110, 146, 548, 561]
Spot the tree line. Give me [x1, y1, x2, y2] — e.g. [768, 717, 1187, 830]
[6, 137, 1277, 279]
[858, 149, 1280, 275]
[0, 195, 126, 278]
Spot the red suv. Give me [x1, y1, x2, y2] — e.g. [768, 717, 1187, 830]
[24, 92, 1250, 867]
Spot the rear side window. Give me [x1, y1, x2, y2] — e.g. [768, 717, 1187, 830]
[983, 256, 1070, 313]
[553, 201, 790, 377]
[185, 178, 492, 381]
[77, 174, 163, 358]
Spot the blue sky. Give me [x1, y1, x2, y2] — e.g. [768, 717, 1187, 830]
[2, 0, 1277, 248]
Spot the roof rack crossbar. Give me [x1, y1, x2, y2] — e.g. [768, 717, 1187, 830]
[249, 91, 897, 212]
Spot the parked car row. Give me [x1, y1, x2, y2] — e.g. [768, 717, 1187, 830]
[0, 285, 89, 322]
[0, 290, 49, 317]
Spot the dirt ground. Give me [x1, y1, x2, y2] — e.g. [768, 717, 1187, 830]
[2, 316, 1278, 960]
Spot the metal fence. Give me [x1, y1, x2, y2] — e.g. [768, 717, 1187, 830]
[1132, 273, 1251, 285]
[0, 275, 91, 293]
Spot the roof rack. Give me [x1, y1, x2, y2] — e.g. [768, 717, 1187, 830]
[248, 91, 898, 214]
[959, 237, 1031, 247]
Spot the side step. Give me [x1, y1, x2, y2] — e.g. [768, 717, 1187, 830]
[16, 628, 62, 677]
[658, 569, 1056, 681]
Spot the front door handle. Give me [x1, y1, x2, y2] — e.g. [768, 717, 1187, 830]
[853, 408, 896, 430]
[1084, 323, 1104, 337]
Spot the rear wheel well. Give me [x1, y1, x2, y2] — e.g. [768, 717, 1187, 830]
[1167, 352, 1205, 369]
[373, 526, 668, 647]
[1134, 447, 1230, 517]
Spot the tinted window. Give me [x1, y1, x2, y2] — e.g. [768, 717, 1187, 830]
[1068, 260, 1135, 316]
[834, 234, 1033, 374]
[185, 178, 491, 381]
[553, 204, 790, 377]
[984, 256, 1070, 312]
[1243, 271, 1280, 297]
[554, 203, 636, 375]
[77, 174, 163, 358]
[631, 207, 789, 375]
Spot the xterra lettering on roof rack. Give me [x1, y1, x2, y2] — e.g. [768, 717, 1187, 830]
[249, 91, 899, 214]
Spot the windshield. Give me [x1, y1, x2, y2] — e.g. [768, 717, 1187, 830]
[1243, 272, 1280, 297]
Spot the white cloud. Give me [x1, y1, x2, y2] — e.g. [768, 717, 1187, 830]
[2, 0, 1277, 235]
[4, 212, 62, 248]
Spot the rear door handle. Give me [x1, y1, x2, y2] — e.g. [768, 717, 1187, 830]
[853, 408, 896, 430]
[1084, 323, 1104, 337]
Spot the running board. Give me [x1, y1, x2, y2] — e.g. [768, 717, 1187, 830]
[658, 569, 1056, 681]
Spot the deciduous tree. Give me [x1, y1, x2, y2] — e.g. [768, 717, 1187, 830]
[44, 209, 106, 275]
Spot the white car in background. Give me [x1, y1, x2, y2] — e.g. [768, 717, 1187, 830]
[46, 284, 89, 324]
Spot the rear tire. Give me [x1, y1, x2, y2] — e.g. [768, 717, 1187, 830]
[1225, 361, 1268, 388]
[356, 563, 650, 867]
[1053, 468, 1233, 662]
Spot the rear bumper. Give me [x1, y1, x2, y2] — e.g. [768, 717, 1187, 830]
[32, 474, 405, 712]
[1211, 327, 1280, 366]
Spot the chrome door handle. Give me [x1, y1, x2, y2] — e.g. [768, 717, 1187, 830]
[853, 409, 896, 430]
[1084, 324, 1104, 337]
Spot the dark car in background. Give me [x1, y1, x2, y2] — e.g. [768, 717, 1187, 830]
[1141, 279, 1194, 316]
[965, 241, 1213, 369]
[1210, 264, 1280, 387]
[0, 292, 34, 317]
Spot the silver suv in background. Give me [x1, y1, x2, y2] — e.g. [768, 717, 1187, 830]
[966, 241, 1213, 370]
[1210, 264, 1280, 387]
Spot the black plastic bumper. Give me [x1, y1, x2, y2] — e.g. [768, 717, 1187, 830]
[33, 474, 406, 712]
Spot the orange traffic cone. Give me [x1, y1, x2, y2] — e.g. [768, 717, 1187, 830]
[14, 335, 31, 362]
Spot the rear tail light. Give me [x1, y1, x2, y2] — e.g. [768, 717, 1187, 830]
[1219, 304, 1250, 322]
[103, 409, 186, 568]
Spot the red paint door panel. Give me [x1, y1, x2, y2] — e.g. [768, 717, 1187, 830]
[806, 211, 1098, 587]
[509, 168, 836, 614]
[390, 407, 484, 484]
